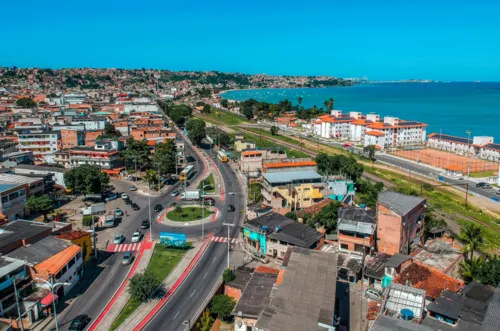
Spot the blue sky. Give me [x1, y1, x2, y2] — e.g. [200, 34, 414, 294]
[2, 0, 500, 81]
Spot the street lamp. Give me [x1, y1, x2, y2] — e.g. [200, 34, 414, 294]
[201, 182, 211, 239]
[34, 278, 71, 331]
[222, 223, 235, 269]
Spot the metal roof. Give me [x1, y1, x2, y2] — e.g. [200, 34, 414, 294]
[263, 170, 322, 184]
[480, 285, 500, 331]
[0, 256, 26, 278]
[6, 236, 73, 266]
[371, 315, 434, 331]
[384, 283, 426, 318]
[232, 271, 278, 319]
[378, 191, 425, 216]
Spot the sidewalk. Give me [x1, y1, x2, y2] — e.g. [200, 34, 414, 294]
[96, 242, 156, 331]
[115, 240, 205, 331]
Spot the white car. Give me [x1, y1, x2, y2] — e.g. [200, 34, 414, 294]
[121, 193, 129, 200]
[131, 232, 142, 243]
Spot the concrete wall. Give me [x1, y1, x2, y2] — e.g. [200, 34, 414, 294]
[376, 205, 403, 255]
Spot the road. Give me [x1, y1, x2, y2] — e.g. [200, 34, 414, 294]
[54, 132, 212, 331]
[141, 144, 245, 331]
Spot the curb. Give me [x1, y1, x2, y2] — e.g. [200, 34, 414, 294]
[132, 238, 212, 330]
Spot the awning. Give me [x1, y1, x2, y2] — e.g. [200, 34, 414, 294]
[40, 293, 58, 306]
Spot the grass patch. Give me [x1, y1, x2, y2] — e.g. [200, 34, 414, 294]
[242, 131, 310, 158]
[202, 111, 247, 125]
[110, 245, 189, 330]
[198, 173, 215, 193]
[166, 206, 212, 222]
[469, 171, 495, 178]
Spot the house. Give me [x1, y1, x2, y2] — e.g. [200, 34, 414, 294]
[327, 179, 355, 204]
[14, 164, 70, 189]
[411, 239, 463, 277]
[56, 230, 93, 263]
[241, 213, 323, 259]
[364, 130, 386, 149]
[69, 143, 122, 170]
[245, 203, 273, 221]
[371, 315, 435, 331]
[262, 158, 317, 173]
[225, 267, 253, 302]
[239, 149, 287, 177]
[363, 253, 412, 290]
[380, 283, 426, 323]
[0, 220, 53, 254]
[0, 175, 45, 221]
[255, 247, 338, 331]
[17, 132, 61, 161]
[377, 191, 426, 255]
[234, 140, 256, 152]
[337, 207, 376, 254]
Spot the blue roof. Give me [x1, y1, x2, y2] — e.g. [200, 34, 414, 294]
[0, 184, 17, 193]
[263, 170, 322, 184]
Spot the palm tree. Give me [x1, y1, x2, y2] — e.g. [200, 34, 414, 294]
[459, 223, 485, 260]
[171, 202, 182, 214]
[328, 98, 334, 111]
[297, 96, 303, 110]
[460, 256, 485, 282]
[323, 100, 328, 112]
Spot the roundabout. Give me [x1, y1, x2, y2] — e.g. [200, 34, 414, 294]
[163, 204, 218, 226]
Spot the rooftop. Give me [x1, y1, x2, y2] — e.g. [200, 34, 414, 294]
[383, 282, 426, 319]
[378, 190, 425, 216]
[15, 164, 70, 173]
[6, 236, 74, 266]
[226, 266, 254, 290]
[338, 207, 376, 235]
[0, 173, 42, 186]
[371, 315, 434, 331]
[0, 220, 52, 252]
[480, 284, 500, 331]
[263, 170, 322, 185]
[412, 239, 462, 274]
[0, 255, 26, 278]
[232, 270, 279, 319]
[255, 247, 338, 331]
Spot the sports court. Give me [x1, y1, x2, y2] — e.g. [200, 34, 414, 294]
[390, 148, 498, 173]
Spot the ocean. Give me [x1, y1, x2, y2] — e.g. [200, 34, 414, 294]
[221, 82, 500, 140]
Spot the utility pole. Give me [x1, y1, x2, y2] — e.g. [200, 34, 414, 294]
[222, 223, 235, 269]
[148, 181, 152, 241]
[12, 277, 25, 331]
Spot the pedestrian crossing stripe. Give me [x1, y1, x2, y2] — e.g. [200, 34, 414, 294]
[210, 236, 237, 243]
[107, 243, 142, 252]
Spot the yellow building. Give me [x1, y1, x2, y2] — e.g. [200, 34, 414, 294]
[234, 139, 256, 152]
[261, 170, 324, 213]
[56, 230, 93, 263]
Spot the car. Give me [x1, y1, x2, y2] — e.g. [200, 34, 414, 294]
[131, 203, 140, 210]
[476, 182, 492, 189]
[113, 234, 125, 244]
[125, 198, 132, 205]
[204, 197, 215, 206]
[154, 204, 163, 212]
[122, 252, 133, 265]
[141, 219, 150, 229]
[121, 193, 129, 199]
[227, 205, 235, 212]
[365, 288, 383, 301]
[129, 185, 137, 191]
[105, 193, 118, 202]
[496, 190, 500, 195]
[131, 232, 142, 243]
[68, 314, 89, 331]
[170, 190, 180, 197]
[114, 208, 124, 217]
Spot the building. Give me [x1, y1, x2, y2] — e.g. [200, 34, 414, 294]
[411, 239, 463, 277]
[261, 171, 324, 213]
[427, 133, 477, 156]
[234, 140, 256, 152]
[56, 230, 93, 263]
[241, 213, 323, 259]
[363, 253, 412, 290]
[0, 151, 34, 168]
[364, 130, 386, 149]
[60, 129, 84, 149]
[224, 267, 253, 302]
[255, 247, 338, 331]
[17, 132, 61, 160]
[371, 314, 434, 331]
[366, 117, 427, 148]
[327, 179, 355, 204]
[337, 207, 376, 254]
[69, 142, 122, 170]
[479, 143, 500, 162]
[239, 149, 287, 177]
[245, 203, 273, 221]
[70, 117, 106, 130]
[262, 158, 317, 173]
[380, 283, 427, 323]
[312, 110, 354, 139]
[0, 220, 53, 254]
[376, 191, 426, 255]
[51, 150, 71, 168]
[349, 114, 381, 142]
[0, 175, 44, 221]
[14, 164, 70, 189]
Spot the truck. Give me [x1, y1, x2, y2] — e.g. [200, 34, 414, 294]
[99, 214, 115, 228]
[181, 190, 201, 201]
[81, 203, 106, 216]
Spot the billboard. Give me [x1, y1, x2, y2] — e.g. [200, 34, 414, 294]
[160, 232, 187, 248]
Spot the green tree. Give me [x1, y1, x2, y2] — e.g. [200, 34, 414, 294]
[223, 268, 236, 283]
[151, 140, 177, 176]
[173, 203, 183, 214]
[460, 257, 485, 282]
[270, 125, 279, 136]
[211, 294, 235, 322]
[285, 212, 298, 221]
[220, 99, 229, 108]
[103, 123, 116, 137]
[144, 169, 159, 189]
[364, 145, 376, 167]
[128, 272, 161, 302]
[202, 104, 211, 114]
[315, 153, 364, 182]
[26, 195, 54, 221]
[473, 256, 500, 286]
[328, 98, 334, 111]
[186, 118, 206, 145]
[82, 215, 95, 227]
[311, 201, 341, 233]
[196, 309, 214, 331]
[16, 97, 37, 108]
[122, 138, 149, 171]
[248, 183, 263, 203]
[64, 164, 110, 195]
[459, 223, 485, 260]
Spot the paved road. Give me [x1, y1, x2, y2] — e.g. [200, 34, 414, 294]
[141, 145, 244, 331]
[54, 134, 209, 331]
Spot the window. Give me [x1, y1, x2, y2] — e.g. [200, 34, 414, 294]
[19, 189, 25, 196]
[1, 196, 8, 203]
[341, 244, 348, 250]
[9, 192, 19, 200]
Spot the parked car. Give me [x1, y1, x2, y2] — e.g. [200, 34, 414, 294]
[141, 219, 150, 229]
[227, 205, 235, 212]
[125, 198, 132, 205]
[170, 190, 180, 197]
[129, 185, 137, 191]
[122, 252, 133, 265]
[131, 232, 142, 243]
[365, 288, 383, 301]
[113, 234, 125, 244]
[496, 190, 500, 195]
[105, 193, 118, 202]
[476, 182, 492, 189]
[114, 208, 124, 217]
[68, 314, 89, 331]
[154, 204, 163, 212]
[121, 193, 129, 199]
[131, 203, 140, 211]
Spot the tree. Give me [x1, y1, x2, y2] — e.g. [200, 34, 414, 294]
[103, 123, 116, 137]
[211, 294, 235, 322]
[196, 309, 214, 331]
[473, 256, 500, 286]
[129, 272, 161, 302]
[223, 268, 236, 283]
[310, 201, 342, 233]
[173, 203, 183, 214]
[151, 140, 177, 176]
[64, 164, 110, 195]
[460, 257, 485, 283]
[285, 212, 298, 221]
[270, 125, 279, 136]
[202, 104, 211, 114]
[459, 223, 485, 260]
[364, 145, 376, 167]
[328, 98, 334, 111]
[122, 138, 149, 171]
[26, 195, 54, 221]
[16, 97, 36, 108]
[220, 99, 229, 108]
[315, 153, 364, 182]
[248, 183, 263, 203]
[144, 169, 159, 189]
[82, 215, 95, 227]
[186, 118, 206, 145]
[297, 96, 303, 109]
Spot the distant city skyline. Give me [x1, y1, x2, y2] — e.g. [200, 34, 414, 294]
[2, 0, 500, 81]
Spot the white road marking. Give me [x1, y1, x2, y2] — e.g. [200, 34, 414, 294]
[213, 257, 217, 263]
[190, 290, 197, 298]
[203, 272, 208, 279]
[173, 310, 180, 319]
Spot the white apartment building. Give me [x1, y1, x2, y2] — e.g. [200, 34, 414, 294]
[364, 131, 386, 148]
[427, 133, 477, 156]
[123, 103, 159, 114]
[18, 132, 61, 160]
[365, 117, 427, 148]
[350, 114, 380, 142]
[63, 93, 87, 104]
[312, 110, 354, 140]
[71, 117, 106, 130]
[479, 143, 500, 162]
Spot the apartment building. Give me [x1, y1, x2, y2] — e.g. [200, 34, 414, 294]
[350, 114, 380, 142]
[261, 170, 324, 213]
[69, 142, 121, 170]
[60, 129, 84, 149]
[312, 110, 355, 139]
[365, 117, 427, 148]
[364, 130, 386, 148]
[18, 132, 61, 160]
[0, 174, 44, 221]
[427, 133, 477, 155]
[70, 117, 106, 130]
[337, 207, 376, 254]
[479, 143, 500, 162]
[262, 158, 317, 173]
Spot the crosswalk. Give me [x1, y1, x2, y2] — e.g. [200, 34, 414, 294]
[107, 243, 142, 253]
[210, 236, 237, 243]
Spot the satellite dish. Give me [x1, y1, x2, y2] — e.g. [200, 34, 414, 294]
[238, 311, 243, 317]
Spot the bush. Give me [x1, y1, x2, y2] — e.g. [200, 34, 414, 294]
[82, 215, 94, 227]
[129, 272, 161, 302]
[223, 268, 235, 283]
[211, 294, 235, 322]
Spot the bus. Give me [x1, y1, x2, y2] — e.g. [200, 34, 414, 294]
[217, 150, 229, 163]
[179, 164, 195, 181]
